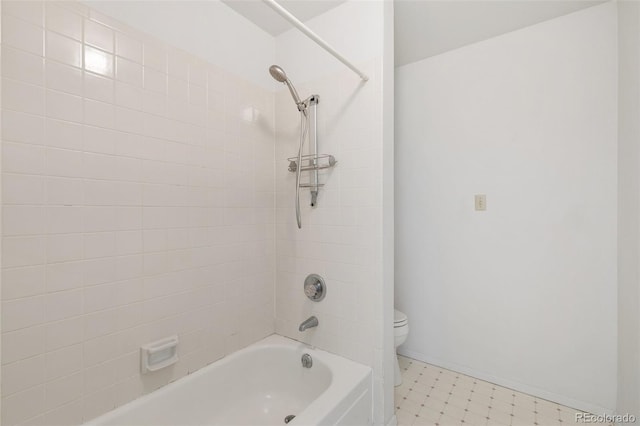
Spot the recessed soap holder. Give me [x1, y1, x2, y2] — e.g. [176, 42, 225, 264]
[141, 335, 179, 374]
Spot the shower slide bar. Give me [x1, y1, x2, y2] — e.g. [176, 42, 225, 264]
[262, 0, 369, 82]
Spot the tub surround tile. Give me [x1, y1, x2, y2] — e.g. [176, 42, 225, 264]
[84, 19, 114, 53]
[45, 3, 83, 41]
[2, 15, 44, 56]
[1, 1, 275, 425]
[274, 60, 382, 371]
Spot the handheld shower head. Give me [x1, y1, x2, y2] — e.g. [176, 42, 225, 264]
[269, 65, 288, 83]
[269, 65, 304, 111]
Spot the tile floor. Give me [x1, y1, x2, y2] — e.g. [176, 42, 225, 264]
[394, 356, 612, 426]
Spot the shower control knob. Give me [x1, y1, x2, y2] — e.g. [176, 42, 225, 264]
[303, 274, 326, 302]
[304, 283, 320, 299]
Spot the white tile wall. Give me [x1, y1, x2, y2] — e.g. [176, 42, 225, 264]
[1, 2, 276, 424]
[274, 61, 383, 368]
[274, 7, 390, 422]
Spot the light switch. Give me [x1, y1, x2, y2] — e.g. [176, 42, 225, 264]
[475, 194, 486, 211]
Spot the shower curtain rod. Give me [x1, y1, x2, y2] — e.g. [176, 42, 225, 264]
[262, 0, 369, 82]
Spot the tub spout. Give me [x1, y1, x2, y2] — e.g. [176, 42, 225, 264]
[299, 316, 318, 332]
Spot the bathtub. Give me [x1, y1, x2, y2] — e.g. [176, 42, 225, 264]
[86, 335, 373, 426]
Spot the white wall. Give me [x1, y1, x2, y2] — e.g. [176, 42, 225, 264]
[617, 0, 640, 419]
[0, 2, 275, 424]
[273, 2, 393, 424]
[83, 0, 275, 89]
[395, 3, 617, 413]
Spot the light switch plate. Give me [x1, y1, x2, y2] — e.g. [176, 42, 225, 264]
[475, 194, 486, 211]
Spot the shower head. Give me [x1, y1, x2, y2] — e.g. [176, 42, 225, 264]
[269, 65, 288, 83]
[269, 65, 304, 111]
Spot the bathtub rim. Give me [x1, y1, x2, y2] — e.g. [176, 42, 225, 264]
[83, 333, 372, 426]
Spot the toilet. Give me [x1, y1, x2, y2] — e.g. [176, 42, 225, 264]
[394, 309, 409, 386]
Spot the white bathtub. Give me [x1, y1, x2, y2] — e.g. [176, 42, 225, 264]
[86, 335, 373, 426]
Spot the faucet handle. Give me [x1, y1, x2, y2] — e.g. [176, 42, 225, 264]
[304, 281, 321, 299]
[303, 274, 326, 302]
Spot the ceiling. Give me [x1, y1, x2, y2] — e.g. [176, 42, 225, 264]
[221, 0, 345, 36]
[394, 0, 604, 67]
[222, 0, 604, 67]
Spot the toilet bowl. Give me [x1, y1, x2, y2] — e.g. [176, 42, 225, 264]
[394, 309, 409, 386]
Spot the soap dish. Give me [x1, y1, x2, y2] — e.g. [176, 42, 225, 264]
[140, 335, 179, 374]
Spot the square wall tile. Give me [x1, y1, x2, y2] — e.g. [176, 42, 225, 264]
[46, 31, 82, 68]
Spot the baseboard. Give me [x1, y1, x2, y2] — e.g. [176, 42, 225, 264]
[398, 348, 613, 416]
